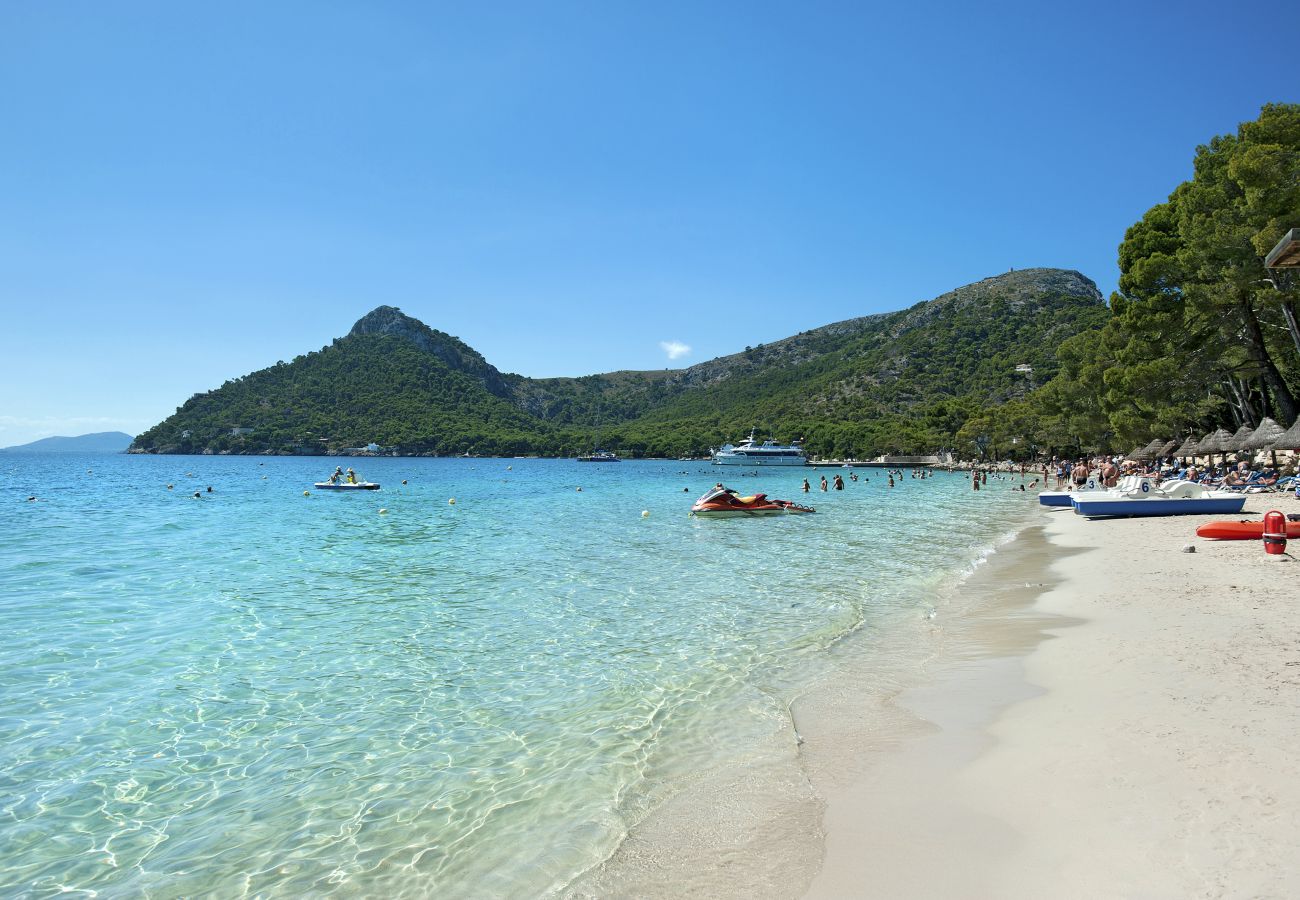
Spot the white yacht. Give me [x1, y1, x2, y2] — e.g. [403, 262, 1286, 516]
[711, 429, 807, 466]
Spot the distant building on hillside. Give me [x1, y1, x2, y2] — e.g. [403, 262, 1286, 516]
[1014, 364, 1033, 375]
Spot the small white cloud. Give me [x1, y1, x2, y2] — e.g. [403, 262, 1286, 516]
[660, 340, 691, 361]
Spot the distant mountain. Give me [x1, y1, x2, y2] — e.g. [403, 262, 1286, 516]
[131, 268, 1107, 457]
[2, 431, 135, 454]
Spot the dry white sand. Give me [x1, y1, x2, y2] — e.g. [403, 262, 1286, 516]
[805, 495, 1300, 899]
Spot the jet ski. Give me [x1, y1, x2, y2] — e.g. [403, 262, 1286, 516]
[690, 484, 815, 517]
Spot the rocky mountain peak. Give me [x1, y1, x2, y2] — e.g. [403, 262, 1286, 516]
[347, 306, 508, 396]
[349, 306, 428, 341]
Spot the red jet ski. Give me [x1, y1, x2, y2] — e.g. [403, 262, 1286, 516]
[690, 484, 815, 517]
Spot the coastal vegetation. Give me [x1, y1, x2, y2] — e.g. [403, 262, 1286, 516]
[966, 104, 1300, 458]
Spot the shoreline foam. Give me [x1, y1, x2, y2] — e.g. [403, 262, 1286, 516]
[807, 497, 1300, 899]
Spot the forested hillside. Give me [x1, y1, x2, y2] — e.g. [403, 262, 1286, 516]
[131, 268, 1107, 458]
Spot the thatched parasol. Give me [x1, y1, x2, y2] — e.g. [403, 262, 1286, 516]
[1197, 428, 1233, 455]
[1157, 440, 1179, 457]
[1244, 418, 1287, 470]
[1225, 424, 1255, 452]
[1271, 415, 1300, 451]
[1125, 445, 1145, 461]
[1135, 438, 1167, 460]
[1173, 435, 1202, 459]
[1244, 418, 1285, 450]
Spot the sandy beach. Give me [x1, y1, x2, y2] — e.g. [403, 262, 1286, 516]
[804, 494, 1300, 899]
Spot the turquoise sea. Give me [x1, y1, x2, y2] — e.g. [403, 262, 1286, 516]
[1, 454, 1031, 897]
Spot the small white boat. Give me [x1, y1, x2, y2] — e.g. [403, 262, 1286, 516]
[1040, 474, 1137, 507]
[314, 481, 381, 491]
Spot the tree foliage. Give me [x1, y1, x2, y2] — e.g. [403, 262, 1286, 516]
[132, 270, 1107, 458]
[993, 104, 1300, 455]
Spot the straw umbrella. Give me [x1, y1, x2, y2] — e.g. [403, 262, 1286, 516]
[1197, 428, 1234, 470]
[1245, 417, 1287, 470]
[1137, 439, 1166, 459]
[1225, 424, 1256, 465]
[1157, 440, 1178, 457]
[1270, 417, 1300, 478]
[1173, 435, 1201, 463]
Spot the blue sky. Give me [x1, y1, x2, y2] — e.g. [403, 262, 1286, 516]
[2, 1, 1297, 446]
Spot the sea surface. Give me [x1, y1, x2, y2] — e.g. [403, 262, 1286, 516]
[1, 454, 1031, 897]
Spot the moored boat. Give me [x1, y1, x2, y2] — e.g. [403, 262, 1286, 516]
[578, 450, 621, 462]
[690, 484, 815, 517]
[712, 429, 806, 467]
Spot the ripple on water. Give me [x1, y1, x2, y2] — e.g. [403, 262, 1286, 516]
[0, 456, 1030, 896]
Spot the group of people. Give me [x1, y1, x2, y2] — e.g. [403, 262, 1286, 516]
[794, 466, 940, 492]
[1040, 453, 1293, 493]
[801, 470, 874, 492]
[326, 466, 360, 485]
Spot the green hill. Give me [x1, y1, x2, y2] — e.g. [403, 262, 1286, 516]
[131, 268, 1107, 458]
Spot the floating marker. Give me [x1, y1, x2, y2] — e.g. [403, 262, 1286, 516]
[303, 491, 310, 497]
[641, 510, 650, 518]
[449, 498, 456, 505]
[379, 508, 388, 515]
[401, 479, 408, 485]
[167, 484, 174, 490]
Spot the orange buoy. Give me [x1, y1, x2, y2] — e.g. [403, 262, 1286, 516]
[1263, 509, 1287, 555]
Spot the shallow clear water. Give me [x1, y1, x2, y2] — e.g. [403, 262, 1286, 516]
[1, 455, 1029, 897]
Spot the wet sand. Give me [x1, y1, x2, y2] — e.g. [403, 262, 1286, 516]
[806, 495, 1300, 899]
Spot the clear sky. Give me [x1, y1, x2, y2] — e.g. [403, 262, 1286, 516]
[2, 1, 1297, 446]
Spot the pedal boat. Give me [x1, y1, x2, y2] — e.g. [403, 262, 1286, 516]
[690, 485, 815, 517]
[1070, 479, 1246, 518]
[1039, 476, 1115, 506]
[314, 481, 381, 491]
